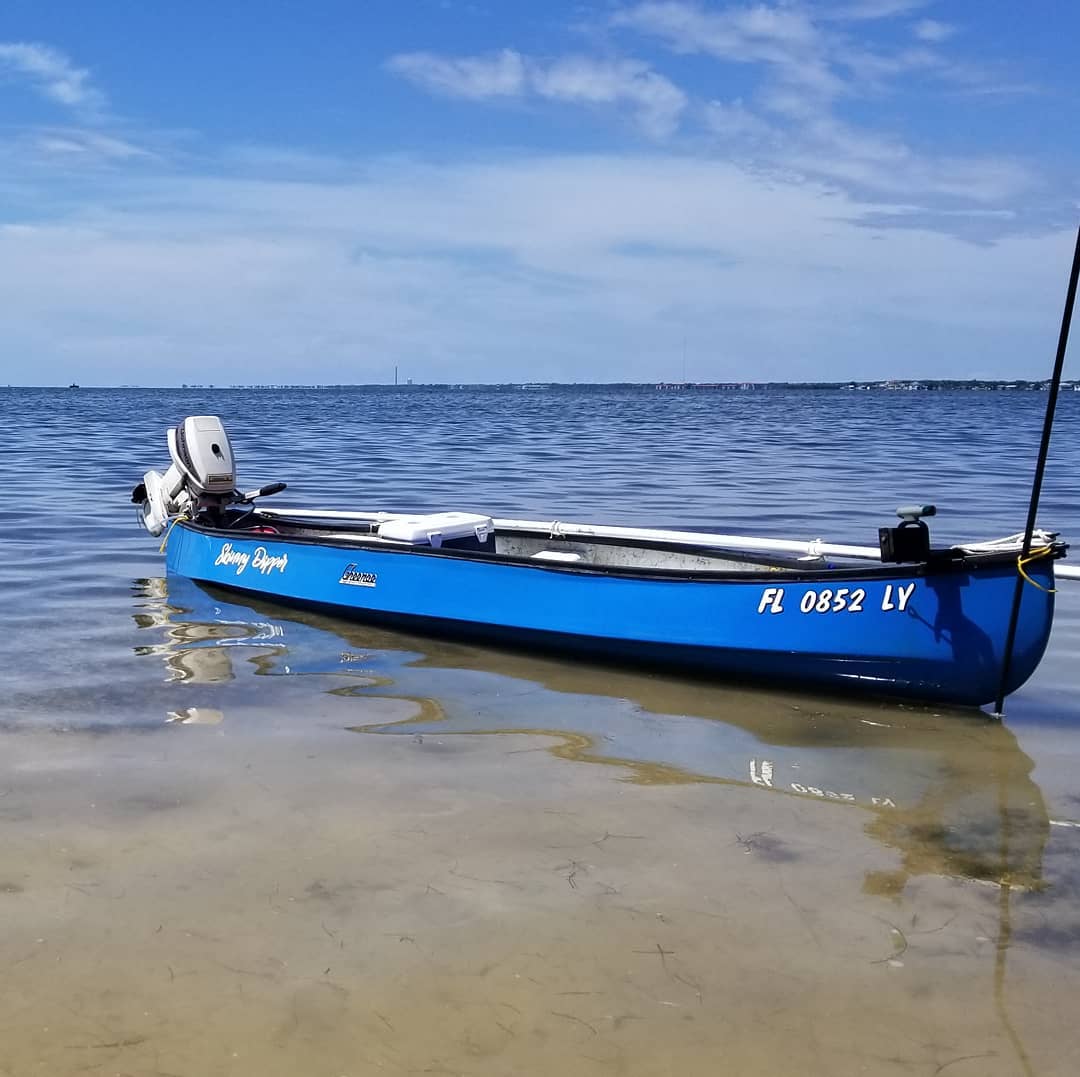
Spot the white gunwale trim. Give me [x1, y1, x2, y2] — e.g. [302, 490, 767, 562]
[259, 507, 1069, 571]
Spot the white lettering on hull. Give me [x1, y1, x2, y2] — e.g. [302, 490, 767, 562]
[214, 543, 288, 576]
[756, 583, 916, 616]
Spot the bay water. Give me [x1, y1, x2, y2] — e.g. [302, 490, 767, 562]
[1, 386, 1078, 1076]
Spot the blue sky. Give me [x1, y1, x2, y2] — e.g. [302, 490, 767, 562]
[1, 1, 1078, 385]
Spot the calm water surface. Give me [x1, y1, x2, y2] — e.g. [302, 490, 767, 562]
[1, 386, 1078, 1076]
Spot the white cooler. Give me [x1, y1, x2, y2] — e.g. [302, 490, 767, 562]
[377, 512, 494, 548]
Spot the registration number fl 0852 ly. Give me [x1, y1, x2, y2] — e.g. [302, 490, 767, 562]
[756, 583, 916, 615]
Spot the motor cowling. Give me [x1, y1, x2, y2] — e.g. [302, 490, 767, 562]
[170, 415, 235, 496]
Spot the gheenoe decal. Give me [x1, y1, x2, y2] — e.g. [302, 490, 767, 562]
[339, 563, 377, 588]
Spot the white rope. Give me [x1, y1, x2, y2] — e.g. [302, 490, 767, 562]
[957, 529, 1058, 553]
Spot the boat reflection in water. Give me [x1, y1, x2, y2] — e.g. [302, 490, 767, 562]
[134, 575, 1050, 894]
[132, 576, 288, 685]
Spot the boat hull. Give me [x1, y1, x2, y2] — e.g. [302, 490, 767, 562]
[166, 523, 1056, 707]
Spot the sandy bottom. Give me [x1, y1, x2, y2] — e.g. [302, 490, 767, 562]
[3, 683, 1079, 1077]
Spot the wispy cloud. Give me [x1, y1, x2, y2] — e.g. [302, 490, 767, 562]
[702, 98, 774, 141]
[613, 2, 838, 97]
[386, 48, 526, 100]
[913, 18, 955, 43]
[388, 49, 687, 137]
[608, 2, 1037, 202]
[701, 95, 1033, 203]
[613, 2, 820, 61]
[0, 41, 105, 113]
[826, 0, 931, 20]
[529, 56, 687, 138]
[612, 1, 960, 100]
[31, 128, 154, 161]
[385, 6, 1041, 203]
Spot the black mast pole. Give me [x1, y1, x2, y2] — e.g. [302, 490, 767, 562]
[993, 224, 1080, 716]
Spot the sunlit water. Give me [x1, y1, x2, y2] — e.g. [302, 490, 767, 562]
[1, 386, 1079, 1076]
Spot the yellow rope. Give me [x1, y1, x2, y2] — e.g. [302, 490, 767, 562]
[158, 512, 189, 554]
[1017, 545, 1057, 593]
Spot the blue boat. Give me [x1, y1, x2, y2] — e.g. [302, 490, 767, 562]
[133, 416, 1067, 708]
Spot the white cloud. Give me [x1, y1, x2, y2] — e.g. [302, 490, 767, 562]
[826, 0, 930, 19]
[614, 1, 820, 59]
[841, 44, 939, 83]
[0, 41, 104, 112]
[389, 49, 687, 138]
[385, 7, 1035, 199]
[386, 48, 526, 99]
[613, 1, 837, 98]
[913, 18, 955, 43]
[703, 98, 775, 141]
[615, 1, 1029, 106]
[608, 3, 1037, 202]
[0, 150, 1071, 386]
[612, 2, 954, 99]
[32, 128, 154, 161]
[702, 93, 1035, 202]
[787, 135, 1033, 203]
[531, 57, 686, 138]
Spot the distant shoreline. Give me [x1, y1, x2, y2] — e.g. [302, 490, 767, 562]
[6, 379, 1075, 392]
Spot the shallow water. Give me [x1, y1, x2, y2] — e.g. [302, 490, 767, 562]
[1, 386, 1079, 1075]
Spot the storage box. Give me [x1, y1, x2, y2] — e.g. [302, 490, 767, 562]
[377, 512, 494, 549]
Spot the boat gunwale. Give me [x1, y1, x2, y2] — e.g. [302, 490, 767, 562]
[175, 519, 1066, 586]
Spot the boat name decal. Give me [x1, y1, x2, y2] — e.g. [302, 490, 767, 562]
[751, 760, 896, 808]
[339, 563, 378, 588]
[213, 543, 289, 576]
[756, 583, 915, 616]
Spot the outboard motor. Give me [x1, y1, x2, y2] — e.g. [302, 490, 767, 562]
[132, 416, 284, 536]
